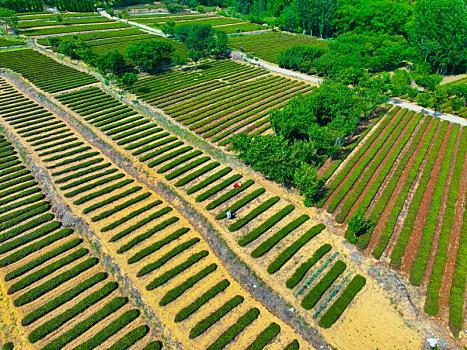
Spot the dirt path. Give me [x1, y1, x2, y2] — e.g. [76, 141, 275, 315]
[438, 138, 467, 320]
[421, 129, 462, 286]
[367, 120, 435, 252]
[341, 113, 419, 220]
[400, 124, 453, 273]
[323, 109, 402, 209]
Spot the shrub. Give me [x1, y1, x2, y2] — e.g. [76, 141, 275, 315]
[160, 263, 217, 306]
[186, 167, 232, 194]
[318, 275, 366, 328]
[6, 237, 82, 282]
[137, 237, 200, 277]
[14, 257, 98, 307]
[0, 227, 72, 269]
[238, 205, 295, 246]
[206, 179, 254, 210]
[147, 146, 193, 168]
[73, 309, 140, 350]
[91, 192, 151, 221]
[0, 202, 49, 232]
[41, 297, 128, 350]
[52, 158, 104, 176]
[142, 341, 163, 350]
[29, 282, 118, 342]
[196, 174, 242, 202]
[165, 156, 210, 180]
[157, 150, 203, 174]
[207, 308, 260, 350]
[286, 244, 332, 288]
[190, 295, 244, 338]
[251, 214, 310, 258]
[175, 162, 220, 187]
[268, 224, 325, 274]
[246, 323, 280, 350]
[64, 173, 124, 197]
[146, 251, 208, 290]
[110, 206, 172, 242]
[108, 325, 150, 350]
[228, 196, 280, 232]
[284, 340, 300, 350]
[48, 152, 100, 169]
[129, 228, 190, 264]
[216, 188, 266, 220]
[118, 216, 179, 253]
[73, 179, 134, 205]
[301, 260, 347, 310]
[60, 168, 117, 190]
[0, 213, 55, 245]
[100, 199, 160, 232]
[22, 272, 108, 326]
[175, 279, 230, 322]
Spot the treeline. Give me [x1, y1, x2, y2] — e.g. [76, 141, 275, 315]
[0, 0, 95, 12]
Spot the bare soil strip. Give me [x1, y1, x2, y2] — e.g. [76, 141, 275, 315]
[421, 129, 462, 286]
[438, 141, 467, 320]
[400, 124, 453, 273]
[366, 119, 434, 252]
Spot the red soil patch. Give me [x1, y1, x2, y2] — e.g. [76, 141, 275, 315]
[367, 119, 435, 252]
[400, 124, 453, 273]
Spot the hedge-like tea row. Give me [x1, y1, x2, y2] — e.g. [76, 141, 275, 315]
[101, 199, 161, 232]
[301, 260, 347, 310]
[409, 124, 459, 286]
[129, 227, 191, 264]
[206, 179, 254, 210]
[175, 162, 220, 187]
[190, 295, 244, 338]
[246, 323, 280, 350]
[286, 244, 332, 289]
[137, 237, 199, 277]
[108, 325, 150, 350]
[28, 281, 118, 342]
[118, 216, 179, 254]
[238, 205, 295, 247]
[207, 307, 260, 350]
[268, 224, 325, 274]
[187, 167, 232, 194]
[228, 196, 280, 232]
[318, 275, 366, 328]
[425, 127, 466, 316]
[390, 121, 449, 267]
[84, 186, 143, 214]
[175, 279, 230, 322]
[327, 109, 409, 213]
[91, 192, 150, 222]
[21, 272, 108, 326]
[196, 174, 242, 202]
[160, 263, 217, 306]
[146, 250, 209, 290]
[216, 188, 266, 220]
[251, 214, 310, 258]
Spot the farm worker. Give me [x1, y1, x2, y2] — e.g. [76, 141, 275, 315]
[226, 210, 235, 220]
[234, 182, 241, 189]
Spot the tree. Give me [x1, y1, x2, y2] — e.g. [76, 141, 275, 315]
[410, 0, 467, 74]
[96, 50, 126, 75]
[293, 162, 323, 205]
[161, 19, 175, 35]
[174, 24, 229, 60]
[125, 40, 174, 72]
[347, 213, 370, 243]
[118, 72, 138, 88]
[293, 0, 338, 38]
[0, 7, 17, 33]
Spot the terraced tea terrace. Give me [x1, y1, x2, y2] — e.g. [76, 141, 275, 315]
[0, 49, 96, 93]
[0, 79, 307, 349]
[130, 13, 267, 34]
[131, 60, 313, 145]
[0, 117, 161, 349]
[320, 107, 466, 335]
[229, 32, 326, 63]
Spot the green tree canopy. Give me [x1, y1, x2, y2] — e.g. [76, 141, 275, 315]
[125, 40, 175, 72]
[0, 7, 17, 33]
[410, 0, 467, 74]
[174, 24, 229, 60]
